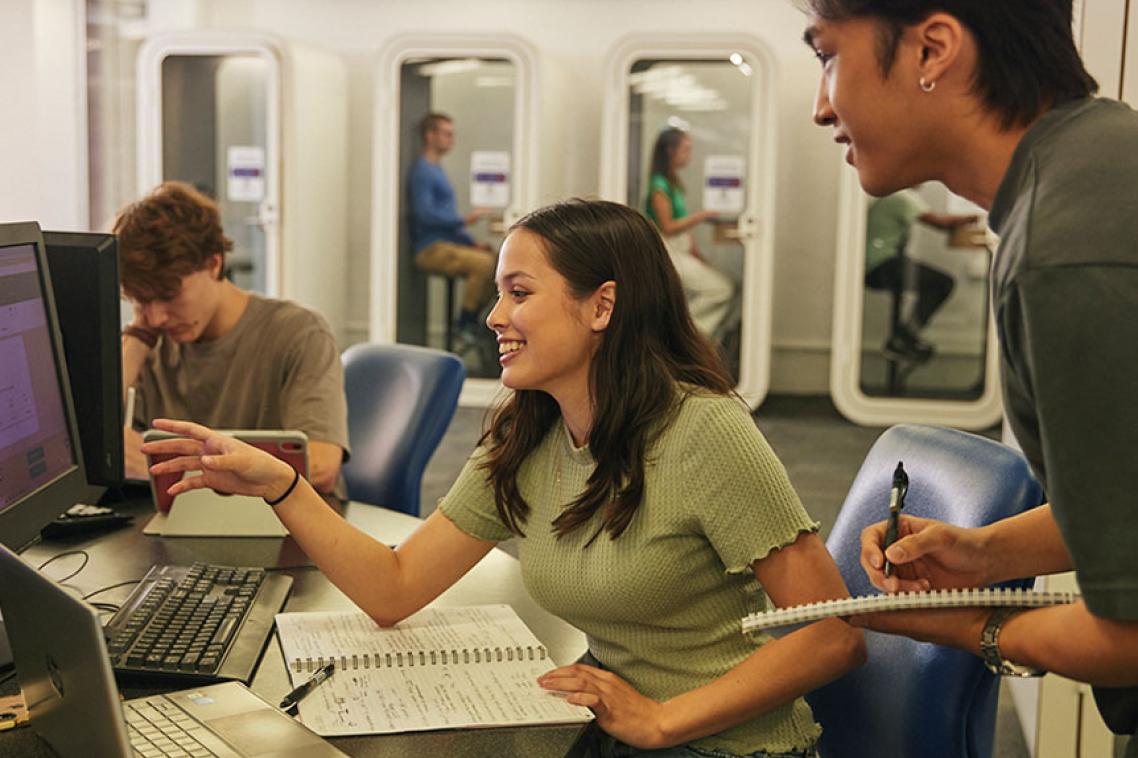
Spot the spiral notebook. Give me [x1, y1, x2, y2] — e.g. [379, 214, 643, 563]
[274, 604, 593, 736]
[741, 588, 1080, 634]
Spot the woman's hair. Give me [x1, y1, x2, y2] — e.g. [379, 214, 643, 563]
[802, 0, 1097, 129]
[649, 128, 689, 190]
[480, 199, 734, 543]
[114, 181, 233, 301]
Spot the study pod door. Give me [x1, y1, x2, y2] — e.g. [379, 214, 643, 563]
[600, 35, 779, 408]
[371, 35, 539, 407]
[136, 32, 348, 339]
[829, 166, 1002, 429]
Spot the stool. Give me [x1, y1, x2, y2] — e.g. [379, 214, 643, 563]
[443, 277, 456, 351]
[885, 263, 907, 394]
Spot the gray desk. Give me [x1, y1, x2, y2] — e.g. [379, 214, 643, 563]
[2, 495, 589, 757]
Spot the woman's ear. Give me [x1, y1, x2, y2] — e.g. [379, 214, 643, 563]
[590, 281, 617, 332]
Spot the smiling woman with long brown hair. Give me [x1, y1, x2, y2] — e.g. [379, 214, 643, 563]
[144, 199, 863, 758]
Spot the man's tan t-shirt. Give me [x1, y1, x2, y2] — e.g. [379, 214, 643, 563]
[132, 294, 350, 497]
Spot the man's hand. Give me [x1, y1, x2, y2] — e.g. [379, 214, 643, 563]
[465, 208, 494, 225]
[123, 427, 149, 481]
[860, 514, 994, 593]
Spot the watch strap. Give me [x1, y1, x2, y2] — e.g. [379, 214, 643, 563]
[981, 606, 1045, 677]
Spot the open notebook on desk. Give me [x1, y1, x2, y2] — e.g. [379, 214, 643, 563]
[274, 604, 593, 736]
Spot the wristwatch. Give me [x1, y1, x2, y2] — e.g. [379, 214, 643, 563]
[980, 607, 1045, 677]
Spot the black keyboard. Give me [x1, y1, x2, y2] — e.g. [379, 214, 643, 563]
[105, 563, 291, 685]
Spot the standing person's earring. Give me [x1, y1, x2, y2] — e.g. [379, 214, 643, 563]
[919, 77, 937, 93]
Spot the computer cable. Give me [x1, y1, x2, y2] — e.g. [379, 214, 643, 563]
[82, 579, 142, 601]
[36, 549, 90, 584]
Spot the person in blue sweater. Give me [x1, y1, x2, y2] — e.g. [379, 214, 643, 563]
[407, 113, 495, 348]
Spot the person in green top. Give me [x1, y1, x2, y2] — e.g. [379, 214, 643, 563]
[645, 127, 737, 341]
[143, 199, 865, 757]
[864, 188, 977, 362]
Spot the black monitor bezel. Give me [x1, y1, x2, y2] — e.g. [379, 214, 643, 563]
[0, 221, 89, 551]
[43, 230, 125, 488]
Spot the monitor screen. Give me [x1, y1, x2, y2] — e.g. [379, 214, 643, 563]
[0, 222, 87, 550]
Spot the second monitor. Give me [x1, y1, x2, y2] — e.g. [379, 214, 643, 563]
[44, 230, 124, 489]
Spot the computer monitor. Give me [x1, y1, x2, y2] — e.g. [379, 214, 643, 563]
[44, 231, 124, 488]
[0, 221, 88, 551]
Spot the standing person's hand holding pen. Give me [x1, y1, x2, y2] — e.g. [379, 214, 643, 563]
[858, 465, 1001, 595]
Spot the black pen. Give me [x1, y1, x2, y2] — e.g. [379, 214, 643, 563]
[882, 461, 908, 578]
[279, 662, 335, 712]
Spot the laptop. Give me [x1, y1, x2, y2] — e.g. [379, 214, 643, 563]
[0, 543, 347, 757]
[142, 430, 308, 538]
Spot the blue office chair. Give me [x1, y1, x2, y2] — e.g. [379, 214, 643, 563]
[806, 424, 1045, 758]
[341, 343, 465, 515]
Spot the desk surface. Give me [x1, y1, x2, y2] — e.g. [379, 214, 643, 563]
[2, 494, 589, 757]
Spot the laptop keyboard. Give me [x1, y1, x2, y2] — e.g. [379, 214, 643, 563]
[125, 696, 220, 757]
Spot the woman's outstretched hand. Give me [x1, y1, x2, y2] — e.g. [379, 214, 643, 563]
[141, 419, 297, 502]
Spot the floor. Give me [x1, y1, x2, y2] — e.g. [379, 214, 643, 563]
[418, 394, 1029, 758]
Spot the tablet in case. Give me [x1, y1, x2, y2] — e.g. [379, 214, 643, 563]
[143, 429, 308, 538]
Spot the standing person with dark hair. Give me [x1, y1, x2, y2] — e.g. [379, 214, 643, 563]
[116, 181, 349, 497]
[144, 199, 865, 757]
[645, 127, 737, 340]
[801, 0, 1138, 747]
[408, 112, 496, 351]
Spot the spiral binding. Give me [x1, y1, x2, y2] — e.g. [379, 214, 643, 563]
[741, 587, 1080, 634]
[292, 644, 549, 673]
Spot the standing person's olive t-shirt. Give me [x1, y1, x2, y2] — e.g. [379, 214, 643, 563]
[132, 294, 350, 498]
[989, 96, 1138, 736]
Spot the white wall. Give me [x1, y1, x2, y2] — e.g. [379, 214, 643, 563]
[0, 0, 88, 230]
[4, 0, 844, 393]
[189, 0, 842, 393]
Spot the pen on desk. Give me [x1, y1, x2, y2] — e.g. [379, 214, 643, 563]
[279, 661, 335, 712]
[882, 461, 908, 578]
[123, 386, 136, 429]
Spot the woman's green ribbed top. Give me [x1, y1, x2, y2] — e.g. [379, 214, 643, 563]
[439, 391, 822, 754]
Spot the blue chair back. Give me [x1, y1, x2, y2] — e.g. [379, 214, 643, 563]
[807, 424, 1045, 758]
[341, 343, 465, 515]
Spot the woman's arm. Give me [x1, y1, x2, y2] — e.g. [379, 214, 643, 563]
[143, 419, 496, 626]
[273, 490, 496, 625]
[540, 531, 864, 748]
[650, 190, 715, 236]
[656, 531, 864, 745]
